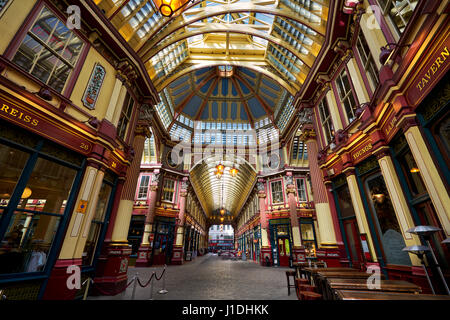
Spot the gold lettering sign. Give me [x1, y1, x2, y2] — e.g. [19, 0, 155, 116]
[384, 115, 397, 137]
[416, 46, 449, 92]
[0, 103, 39, 126]
[353, 143, 373, 160]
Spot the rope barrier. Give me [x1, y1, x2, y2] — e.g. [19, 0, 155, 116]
[137, 272, 155, 288]
[154, 268, 166, 281]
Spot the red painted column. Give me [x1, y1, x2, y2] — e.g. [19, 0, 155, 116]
[92, 122, 149, 295]
[301, 124, 342, 267]
[257, 179, 272, 266]
[285, 172, 306, 263]
[171, 178, 188, 264]
[135, 171, 159, 267]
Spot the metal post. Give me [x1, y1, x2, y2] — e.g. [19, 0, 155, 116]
[131, 273, 138, 300]
[421, 261, 435, 295]
[149, 271, 155, 300]
[159, 265, 168, 294]
[82, 278, 92, 300]
[426, 240, 450, 295]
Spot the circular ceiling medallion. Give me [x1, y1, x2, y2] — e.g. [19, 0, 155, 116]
[167, 148, 183, 168]
[266, 153, 280, 170]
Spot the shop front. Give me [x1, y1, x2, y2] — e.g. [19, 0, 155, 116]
[299, 217, 318, 259]
[331, 174, 365, 269]
[127, 215, 145, 265]
[253, 225, 261, 263]
[0, 117, 85, 299]
[150, 216, 175, 265]
[268, 219, 293, 267]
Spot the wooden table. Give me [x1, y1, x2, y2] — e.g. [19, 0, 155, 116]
[336, 290, 450, 300]
[315, 271, 385, 297]
[326, 279, 422, 300]
[292, 262, 327, 279]
[302, 267, 359, 283]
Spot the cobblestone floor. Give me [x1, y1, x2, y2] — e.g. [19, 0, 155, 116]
[89, 253, 297, 300]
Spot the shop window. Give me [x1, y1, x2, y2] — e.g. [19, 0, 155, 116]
[0, 144, 29, 218]
[397, 149, 427, 197]
[356, 30, 379, 92]
[161, 178, 175, 202]
[270, 180, 284, 204]
[336, 68, 358, 123]
[11, 6, 84, 93]
[117, 92, 134, 140]
[295, 178, 307, 202]
[335, 182, 356, 218]
[318, 98, 334, 145]
[127, 216, 145, 256]
[364, 173, 411, 266]
[82, 179, 114, 266]
[0, 153, 78, 274]
[378, 0, 419, 34]
[137, 175, 150, 199]
[300, 221, 316, 257]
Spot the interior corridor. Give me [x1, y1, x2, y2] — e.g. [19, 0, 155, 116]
[90, 253, 296, 300]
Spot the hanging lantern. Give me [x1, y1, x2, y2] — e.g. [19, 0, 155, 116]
[229, 166, 239, 177]
[151, 0, 192, 17]
[220, 209, 225, 215]
[215, 163, 225, 173]
[215, 170, 223, 179]
[21, 187, 32, 199]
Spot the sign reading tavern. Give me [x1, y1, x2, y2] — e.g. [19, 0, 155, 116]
[407, 31, 450, 106]
[415, 46, 448, 92]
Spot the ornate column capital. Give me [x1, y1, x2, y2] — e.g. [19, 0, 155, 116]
[286, 185, 297, 194]
[342, 166, 356, 178]
[374, 146, 392, 160]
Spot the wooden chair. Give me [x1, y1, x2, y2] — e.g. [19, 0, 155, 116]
[285, 270, 296, 296]
[299, 291, 322, 300]
[298, 284, 317, 293]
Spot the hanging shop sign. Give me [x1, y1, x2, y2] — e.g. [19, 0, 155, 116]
[82, 63, 106, 110]
[407, 32, 450, 106]
[0, 93, 93, 155]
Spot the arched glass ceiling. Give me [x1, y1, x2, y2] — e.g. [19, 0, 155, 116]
[96, 0, 328, 142]
[153, 66, 294, 144]
[190, 155, 257, 217]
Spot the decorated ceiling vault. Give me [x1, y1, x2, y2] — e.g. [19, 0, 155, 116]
[95, 0, 329, 218]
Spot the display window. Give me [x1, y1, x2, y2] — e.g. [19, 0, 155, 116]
[391, 133, 450, 270]
[300, 219, 317, 257]
[82, 172, 116, 267]
[332, 175, 364, 268]
[0, 120, 84, 276]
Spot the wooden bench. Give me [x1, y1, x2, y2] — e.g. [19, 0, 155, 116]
[302, 267, 359, 286]
[325, 278, 422, 300]
[335, 290, 450, 300]
[315, 271, 385, 297]
[292, 261, 327, 279]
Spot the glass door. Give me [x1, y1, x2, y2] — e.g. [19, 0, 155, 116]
[342, 219, 363, 268]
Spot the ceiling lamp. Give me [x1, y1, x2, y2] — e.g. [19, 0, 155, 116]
[220, 209, 225, 215]
[21, 187, 32, 199]
[215, 170, 223, 179]
[229, 166, 239, 177]
[151, 0, 192, 17]
[215, 163, 225, 173]
[410, 167, 420, 173]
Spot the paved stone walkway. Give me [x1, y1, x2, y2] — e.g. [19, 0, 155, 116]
[89, 253, 297, 300]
